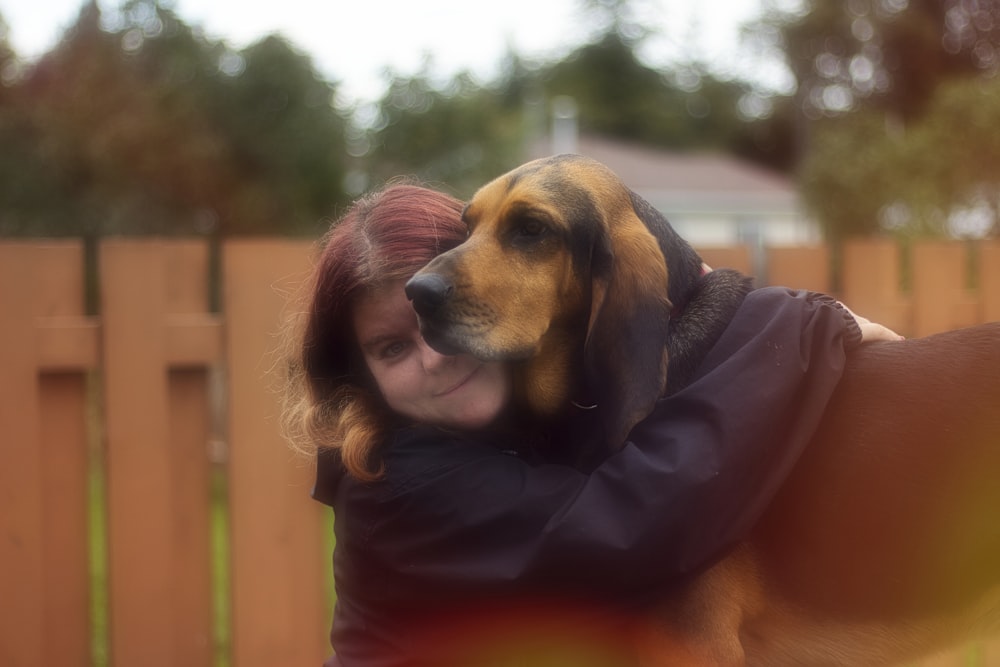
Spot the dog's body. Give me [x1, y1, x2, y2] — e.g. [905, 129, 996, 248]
[652, 324, 1000, 666]
[405, 155, 1000, 665]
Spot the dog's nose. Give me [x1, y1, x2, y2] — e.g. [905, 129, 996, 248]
[405, 273, 453, 317]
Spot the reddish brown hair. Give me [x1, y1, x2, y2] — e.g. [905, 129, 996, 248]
[282, 181, 467, 479]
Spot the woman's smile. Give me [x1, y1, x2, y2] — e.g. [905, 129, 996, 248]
[353, 280, 511, 430]
[436, 363, 482, 397]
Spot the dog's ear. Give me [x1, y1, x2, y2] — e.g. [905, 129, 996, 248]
[584, 212, 672, 449]
[628, 190, 754, 393]
[628, 190, 704, 307]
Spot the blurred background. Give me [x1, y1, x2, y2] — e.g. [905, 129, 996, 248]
[0, 0, 997, 242]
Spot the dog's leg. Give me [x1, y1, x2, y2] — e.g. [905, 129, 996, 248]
[637, 546, 762, 667]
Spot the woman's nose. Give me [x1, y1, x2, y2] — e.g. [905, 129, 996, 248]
[417, 337, 452, 372]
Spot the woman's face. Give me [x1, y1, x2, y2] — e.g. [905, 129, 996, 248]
[352, 280, 511, 430]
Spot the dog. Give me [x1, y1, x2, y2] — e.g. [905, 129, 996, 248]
[406, 155, 753, 459]
[405, 154, 1000, 665]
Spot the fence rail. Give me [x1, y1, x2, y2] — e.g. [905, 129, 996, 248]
[1, 237, 998, 667]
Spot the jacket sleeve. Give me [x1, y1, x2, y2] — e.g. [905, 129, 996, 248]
[341, 287, 862, 605]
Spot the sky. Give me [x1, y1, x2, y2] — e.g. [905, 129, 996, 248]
[0, 0, 793, 105]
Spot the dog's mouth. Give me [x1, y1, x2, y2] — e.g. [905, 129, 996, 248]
[417, 316, 534, 362]
[405, 273, 539, 361]
[417, 320, 470, 357]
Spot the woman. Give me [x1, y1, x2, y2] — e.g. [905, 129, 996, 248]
[282, 181, 899, 666]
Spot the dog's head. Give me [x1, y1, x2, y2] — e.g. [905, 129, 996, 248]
[406, 154, 675, 445]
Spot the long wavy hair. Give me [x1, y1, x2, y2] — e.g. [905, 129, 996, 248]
[281, 181, 467, 480]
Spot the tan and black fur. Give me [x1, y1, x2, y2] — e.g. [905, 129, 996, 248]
[406, 155, 751, 453]
[405, 154, 1000, 665]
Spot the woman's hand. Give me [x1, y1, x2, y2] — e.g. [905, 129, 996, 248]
[838, 302, 904, 342]
[701, 263, 901, 343]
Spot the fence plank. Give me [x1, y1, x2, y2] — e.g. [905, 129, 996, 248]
[36, 317, 100, 370]
[766, 245, 831, 293]
[0, 242, 91, 667]
[169, 368, 214, 666]
[165, 314, 224, 366]
[223, 239, 329, 667]
[41, 373, 91, 666]
[696, 245, 752, 276]
[165, 242, 216, 666]
[841, 239, 911, 335]
[981, 241, 1000, 323]
[0, 245, 47, 667]
[36, 244, 92, 667]
[912, 241, 978, 337]
[102, 240, 175, 667]
[101, 239, 215, 667]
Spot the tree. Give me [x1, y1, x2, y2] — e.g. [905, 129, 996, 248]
[202, 35, 348, 234]
[358, 52, 531, 198]
[801, 76, 1000, 240]
[0, 0, 349, 236]
[759, 0, 1000, 238]
[359, 24, 769, 198]
[773, 0, 999, 120]
[541, 30, 755, 152]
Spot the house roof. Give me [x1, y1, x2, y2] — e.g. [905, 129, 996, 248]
[529, 134, 800, 215]
[531, 134, 795, 194]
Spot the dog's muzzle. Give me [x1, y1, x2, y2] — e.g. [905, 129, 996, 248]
[405, 273, 453, 318]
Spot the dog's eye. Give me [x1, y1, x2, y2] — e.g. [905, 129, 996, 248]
[515, 218, 546, 238]
[506, 208, 554, 249]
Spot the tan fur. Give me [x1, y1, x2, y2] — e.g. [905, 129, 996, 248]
[413, 157, 670, 421]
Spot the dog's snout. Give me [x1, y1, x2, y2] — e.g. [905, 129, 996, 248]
[405, 273, 453, 317]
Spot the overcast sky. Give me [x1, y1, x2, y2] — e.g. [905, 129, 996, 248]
[0, 0, 793, 104]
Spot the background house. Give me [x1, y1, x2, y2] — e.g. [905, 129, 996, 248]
[530, 132, 820, 249]
[535, 133, 820, 247]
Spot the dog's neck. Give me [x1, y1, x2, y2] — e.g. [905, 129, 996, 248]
[513, 326, 585, 417]
[670, 263, 712, 318]
[664, 268, 754, 394]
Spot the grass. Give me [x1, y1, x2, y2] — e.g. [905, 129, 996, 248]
[210, 467, 233, 667]
[88, 444, 109, 667]
[85, 367, 236, 667]
[86, 462, 236, 667]
[85, 371, 109, 667]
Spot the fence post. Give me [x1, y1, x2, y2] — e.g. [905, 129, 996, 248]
[695, 245, 753, 276]
[912, 240, 978, 337]
[223, 239, 329, 667]
[100, 239, 217, 667]
[766, 246, 831, 293]
[841, 238, 910, 336]
[981, 241, 1000, 323]
[0, 242, 93, 667]
[0, 244, 48, 667]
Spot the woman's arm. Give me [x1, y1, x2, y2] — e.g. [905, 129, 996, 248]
[330, 288, 871, 603]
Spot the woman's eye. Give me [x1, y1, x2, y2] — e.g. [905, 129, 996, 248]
[380, 341, 407, 359]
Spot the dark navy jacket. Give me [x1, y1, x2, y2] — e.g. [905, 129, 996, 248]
[313, 287, 863, 666]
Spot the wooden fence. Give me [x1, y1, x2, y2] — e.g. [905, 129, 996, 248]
[1, 237, 999, 667]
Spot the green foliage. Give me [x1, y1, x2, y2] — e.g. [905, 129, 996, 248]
[358, 30, 763, 197]
[800, 112, 901, 240]
[801, 76, 1000, 240]
[764, 0, 1000, 238]
[362, 67, 527, 198]
[205, 35, 346, 234]
[772, 0, 998, 120]
[0, 0, 348, 236]
[2, 0, 998, 239]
